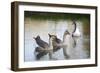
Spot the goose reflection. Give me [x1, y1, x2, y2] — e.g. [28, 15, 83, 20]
[72, 20, 81, 47]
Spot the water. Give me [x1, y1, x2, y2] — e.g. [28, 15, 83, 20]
[24, 18, 90, 62]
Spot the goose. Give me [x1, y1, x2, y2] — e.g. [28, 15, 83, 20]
[72, 20, 81, 47]
[48, 34, 62, 52]
[72, 20, 81, 37]
[33, 36, 48, 60]
[57, 30, 70, 58]
[49, 30, 70, 59]
[34, 35, 56, 60]
[48, 34, 56, 59]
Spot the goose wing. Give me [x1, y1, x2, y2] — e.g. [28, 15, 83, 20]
[35, 38, 49, 48]
[53, 37, 62, 52]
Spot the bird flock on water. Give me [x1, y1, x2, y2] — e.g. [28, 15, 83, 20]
[33, 20, 81, 60]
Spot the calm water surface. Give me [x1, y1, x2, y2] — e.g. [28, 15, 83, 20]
[24, 18, 90, 61]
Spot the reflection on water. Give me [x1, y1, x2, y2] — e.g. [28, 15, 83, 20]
[24, 18, 90, 62]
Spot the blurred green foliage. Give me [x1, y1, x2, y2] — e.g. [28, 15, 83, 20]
[24, 11, 90, 21]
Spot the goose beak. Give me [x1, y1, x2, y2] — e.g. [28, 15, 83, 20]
[48, 33, 51, 37]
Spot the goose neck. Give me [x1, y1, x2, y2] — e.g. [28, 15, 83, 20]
[49, 38, 53, 47]
[73, 23, 77, 33]
[63, 34, 67, 42]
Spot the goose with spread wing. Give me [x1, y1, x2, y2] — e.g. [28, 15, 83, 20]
[34, 35, 56, 60]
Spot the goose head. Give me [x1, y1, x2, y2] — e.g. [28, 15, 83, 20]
[64, 30, 70, 35]
[33, 35, 40, 40]
[48, 34, 57, 41]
